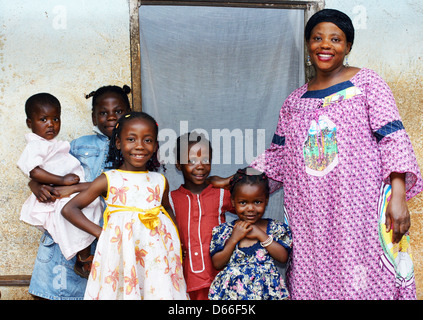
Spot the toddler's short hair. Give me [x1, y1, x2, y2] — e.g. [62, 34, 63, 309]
[25, 93, 61, 119]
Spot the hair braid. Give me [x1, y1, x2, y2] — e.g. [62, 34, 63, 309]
[229, 167, 269, 197]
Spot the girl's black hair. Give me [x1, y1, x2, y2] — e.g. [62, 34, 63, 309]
[85, 85, 131, 111]
[107, 111, 164, 171]
[229, 167, 270, 198]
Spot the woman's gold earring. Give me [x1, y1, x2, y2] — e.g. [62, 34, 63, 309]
[306, 55, 312, 67]
[345, 55, 350, 67]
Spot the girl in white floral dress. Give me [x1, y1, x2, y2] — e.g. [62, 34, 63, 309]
[62, 112, 188, 300]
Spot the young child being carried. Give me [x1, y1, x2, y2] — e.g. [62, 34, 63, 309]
[62, 112, 188, 300]
[17, 93, 102, 263]
[169, 132, 234, 300]
[24, 86, 132, 299]
[208, 168, 292, 300]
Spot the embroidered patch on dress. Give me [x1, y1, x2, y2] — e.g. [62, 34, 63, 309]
[303, 115, 338, 177]
[378, 183, 415, 289]
[321, 86, 362, 108]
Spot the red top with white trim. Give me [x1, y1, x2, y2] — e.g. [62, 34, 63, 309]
[170, 184, 233, 292]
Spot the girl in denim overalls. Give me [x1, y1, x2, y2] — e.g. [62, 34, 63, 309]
[27, 85, 131, 300]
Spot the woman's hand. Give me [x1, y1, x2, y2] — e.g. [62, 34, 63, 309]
[386, 194, 410, 243]
[386, 173, 410, 243]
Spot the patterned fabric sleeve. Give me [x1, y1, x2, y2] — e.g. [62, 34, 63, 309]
[209, 222, 233, 257]
[269, 219, 293, 253]
[363, 69, 423, 200]
[250, 98, 292, 193]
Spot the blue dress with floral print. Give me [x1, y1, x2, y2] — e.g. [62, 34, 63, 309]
[208, 219, 292, 300]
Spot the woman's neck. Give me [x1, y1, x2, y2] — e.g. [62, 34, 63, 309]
[309, 65, 360, 91]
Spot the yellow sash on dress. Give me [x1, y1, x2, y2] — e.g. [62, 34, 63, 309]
[102, 204, 182, 262]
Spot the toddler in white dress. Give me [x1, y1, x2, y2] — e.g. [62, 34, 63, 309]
[17, 93, 102, 265]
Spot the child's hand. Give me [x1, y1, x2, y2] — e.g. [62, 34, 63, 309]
[62, 173, 80, 186]
[245, 224, 267, 241]
[206, 175, 233, 190]
[231, 220, 252, 243]
[53, 185, 76, 199]
[211, 220, 252, 270]
[29, 180, 60, 203]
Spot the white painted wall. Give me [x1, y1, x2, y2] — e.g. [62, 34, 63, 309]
[325, 0, 423, 81]
[0, 0, 131, 299]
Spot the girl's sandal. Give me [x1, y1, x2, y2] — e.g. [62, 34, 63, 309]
[74, 254, 94, 279]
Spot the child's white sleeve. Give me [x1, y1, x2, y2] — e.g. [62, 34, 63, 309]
[17, 140, 51, 177]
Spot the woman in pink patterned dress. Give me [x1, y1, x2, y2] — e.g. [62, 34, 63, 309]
[212, 9, 423, 299]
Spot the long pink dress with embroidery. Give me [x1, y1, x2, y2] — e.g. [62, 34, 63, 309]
[251, 68, 423, 300]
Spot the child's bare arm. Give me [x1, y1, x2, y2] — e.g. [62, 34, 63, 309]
[162, 177, 178, 227]
[261, 240, 289, 264]
[28, 180, 61, 202]
[206, 175, 233, 190]
[29, 178, 90, 202]
[29, 166, 80, 186]
[54, 182, 91, 198]
[246, 224, 289, 264]
[207, 169, 262, 189]
[61, 174, 107, 239]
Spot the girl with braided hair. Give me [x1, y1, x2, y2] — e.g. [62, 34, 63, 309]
[26, 85, 132, 300]
[62, 111, 187, 299]
[208, 168, 292, 300]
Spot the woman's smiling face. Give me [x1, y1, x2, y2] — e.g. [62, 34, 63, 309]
[307, 21, 352, 73]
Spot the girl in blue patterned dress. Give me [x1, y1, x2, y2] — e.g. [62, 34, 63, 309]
[208, 168, 292, 300]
